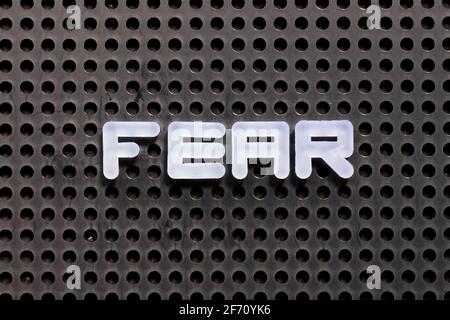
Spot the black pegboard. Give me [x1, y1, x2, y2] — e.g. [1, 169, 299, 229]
[0, 0, 449, 300]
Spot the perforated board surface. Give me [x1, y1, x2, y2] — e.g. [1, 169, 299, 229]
[0, 0, 449, 300]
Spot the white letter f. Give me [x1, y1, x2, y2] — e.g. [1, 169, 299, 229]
[103, 121, 160, 180]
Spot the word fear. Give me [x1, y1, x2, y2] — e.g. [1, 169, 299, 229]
[103, 121, 354, 180]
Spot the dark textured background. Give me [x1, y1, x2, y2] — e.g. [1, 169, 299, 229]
[0, 0, 449, 300]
